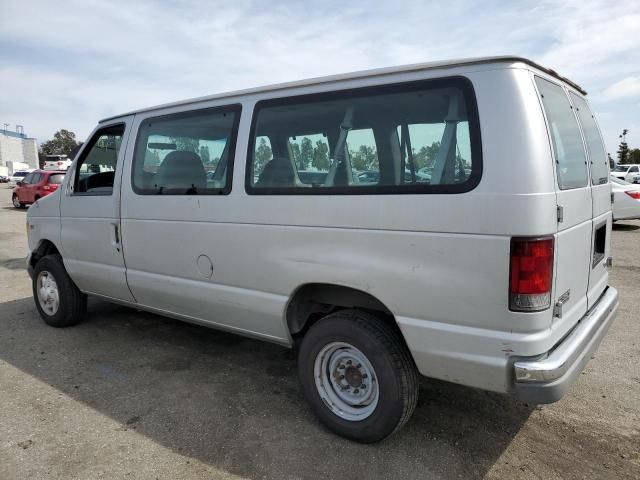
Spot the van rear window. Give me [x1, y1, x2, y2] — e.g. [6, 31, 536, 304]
[570, 93, 609, 185]
[246, 77, 481, 194]
[535, 77, 589, 190]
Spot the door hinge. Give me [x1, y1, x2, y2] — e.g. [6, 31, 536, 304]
[557, 205, 564, 223]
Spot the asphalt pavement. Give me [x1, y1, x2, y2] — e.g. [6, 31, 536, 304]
[0, 186, 638, 479]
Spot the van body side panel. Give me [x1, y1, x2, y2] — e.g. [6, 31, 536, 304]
[115, 64, 611, 394]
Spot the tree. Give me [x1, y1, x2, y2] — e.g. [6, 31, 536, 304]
[350, 145, 378, 171]
[629, 148, 640, 164]
[174, 137, 200, 153]
[298, 137, 314, 170]
[312, 140, 329, 170]
[199, 145, 211, 164]
[413, 141, 441, 169]
[39, 129, 81, 166]
[255, 137, 273, 172]
[617, 129, 630, 164]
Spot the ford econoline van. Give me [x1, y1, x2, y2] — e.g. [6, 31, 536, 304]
[25, 56, 619, 442]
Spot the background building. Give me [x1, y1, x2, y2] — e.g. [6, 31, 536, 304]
[0, 126, 39, 174]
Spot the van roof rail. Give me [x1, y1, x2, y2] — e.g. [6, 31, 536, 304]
[100, 56, 586, 123]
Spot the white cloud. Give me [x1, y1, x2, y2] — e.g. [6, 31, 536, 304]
[603, 76, 640, 100]
[0, 0, 638, 152]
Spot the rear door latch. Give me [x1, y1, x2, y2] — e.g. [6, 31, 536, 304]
[554, 289, 571, 318]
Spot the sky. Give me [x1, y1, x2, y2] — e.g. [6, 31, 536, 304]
[1, 0, 639, 156]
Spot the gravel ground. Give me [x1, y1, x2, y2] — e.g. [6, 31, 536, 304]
[0, 186, 638, 480]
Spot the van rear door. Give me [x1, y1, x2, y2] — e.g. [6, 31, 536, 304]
[570, 92, 611, 308]
[535, 77, 592, 325]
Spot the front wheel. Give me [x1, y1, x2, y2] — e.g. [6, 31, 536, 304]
[12, 194, 24, 208]
[32, 254, 87, 327]
[298, 309, 419, 443]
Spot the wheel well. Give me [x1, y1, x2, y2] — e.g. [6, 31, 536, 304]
[286, 283, 396, 338]
[30, 240, 60, 268]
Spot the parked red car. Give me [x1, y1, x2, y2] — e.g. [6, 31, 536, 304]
[12, 170, 66, 208]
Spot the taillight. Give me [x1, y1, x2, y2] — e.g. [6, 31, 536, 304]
[625, 191, 640, 200]
[42, 185, 52, 191]
[509, 237, 554, 312]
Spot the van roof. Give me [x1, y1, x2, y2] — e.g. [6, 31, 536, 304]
[100, 55, 585, 123]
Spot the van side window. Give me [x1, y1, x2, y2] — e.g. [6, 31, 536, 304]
[569, 93, 609, 185]
[535, 77, 588, 190]
[132, 105, 241, 195]
[74, 124, 124, 195]
[253, 136, 274, 183]
[247, 77, 481, 194]
[348, 129, 379, 185]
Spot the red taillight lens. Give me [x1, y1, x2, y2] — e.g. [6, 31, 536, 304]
[625, 191, 640, 200]
[42, 185, 52, 191]
[509, 237, 554, 312]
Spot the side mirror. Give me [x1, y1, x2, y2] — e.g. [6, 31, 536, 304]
[16, 181, 23, 187]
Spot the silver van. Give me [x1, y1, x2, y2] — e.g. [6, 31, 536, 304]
[26, 56, 619, 442]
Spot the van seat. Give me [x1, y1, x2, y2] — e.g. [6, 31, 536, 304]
[155, 151, 206, 191]
[256, 157, 295, 187]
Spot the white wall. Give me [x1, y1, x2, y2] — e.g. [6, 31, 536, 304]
[0, 135, 39, 170]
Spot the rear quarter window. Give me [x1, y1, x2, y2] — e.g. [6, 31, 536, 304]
[535, 77, 588, 190]
[246, 77, 481, 195]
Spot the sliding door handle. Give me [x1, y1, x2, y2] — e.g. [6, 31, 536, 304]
[110, 222, 121, 251]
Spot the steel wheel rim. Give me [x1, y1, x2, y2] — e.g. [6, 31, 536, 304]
[314, 341, 379, 421]
[36, 270, 59, 316]
[12, 195, 20, 208]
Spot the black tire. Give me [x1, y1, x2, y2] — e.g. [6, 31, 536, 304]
[32, 254, 87, 327]
[12, 194, 24, 209]
[298, 309, 419, 443]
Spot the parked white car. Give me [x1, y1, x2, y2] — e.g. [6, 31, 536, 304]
[43, 158, 72, 171]
[610, 164, 640, 182]
[611, 176, 640, 221]
[8, 170, 35, 184]
[25, 56, 619, 442]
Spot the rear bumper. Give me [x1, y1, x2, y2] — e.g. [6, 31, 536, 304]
[513, 286, 618, 404]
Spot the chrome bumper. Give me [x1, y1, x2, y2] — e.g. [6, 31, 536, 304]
[513, 286, 619, 404]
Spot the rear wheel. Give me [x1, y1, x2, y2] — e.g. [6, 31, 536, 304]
[32, 254, 87, 327]
[12, 194, 24, 208]
[298, 309, 419, 443]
